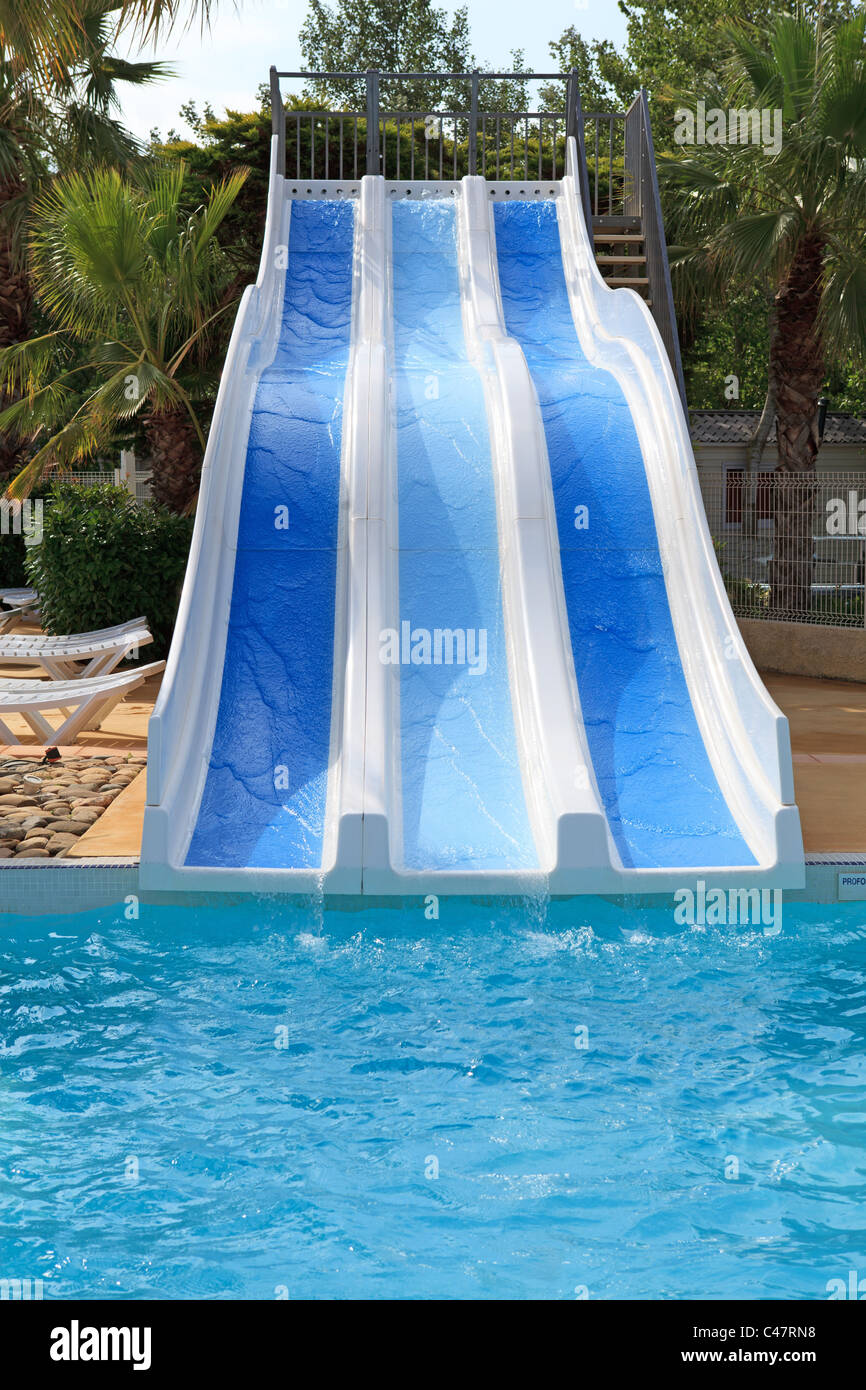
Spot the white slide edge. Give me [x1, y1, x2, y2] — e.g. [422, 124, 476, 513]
[557, 137, 804, 887]
[141, 136, 289, 889]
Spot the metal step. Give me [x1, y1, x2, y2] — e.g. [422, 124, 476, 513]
[593, 232, 645, 243]
[592, 215, 642, 233]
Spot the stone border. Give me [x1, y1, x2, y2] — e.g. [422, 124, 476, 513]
[0, 753, 146, 859]
[740, 618, 866, 683]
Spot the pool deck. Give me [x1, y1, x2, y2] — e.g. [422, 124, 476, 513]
[0, 665, 864, 864]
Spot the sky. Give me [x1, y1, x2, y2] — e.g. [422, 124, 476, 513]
[116, 0, 629, 140]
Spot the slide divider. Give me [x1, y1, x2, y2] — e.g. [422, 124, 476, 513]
[351, 176, 393, 885]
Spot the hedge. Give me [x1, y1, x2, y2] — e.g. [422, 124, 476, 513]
[24, 483, 193, 659]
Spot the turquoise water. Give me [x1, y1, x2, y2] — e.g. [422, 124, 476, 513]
[1, 896, 865, 1300]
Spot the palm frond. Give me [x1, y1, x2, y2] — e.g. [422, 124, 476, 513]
[713, 209, 801, 280]
[820, 255, 866, 363]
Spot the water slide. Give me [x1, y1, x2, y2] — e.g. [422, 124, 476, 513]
[140, 137, 804, 895]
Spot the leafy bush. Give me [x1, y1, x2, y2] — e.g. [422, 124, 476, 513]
[0, 531, 28, 587]
[24, 483, 193, 658]
[0, 486, 48, 586]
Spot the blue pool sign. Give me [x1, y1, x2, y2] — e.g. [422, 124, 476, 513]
[838, 872, 866, 900]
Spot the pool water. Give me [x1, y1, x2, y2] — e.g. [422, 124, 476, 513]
[1, 896, 865, 1300]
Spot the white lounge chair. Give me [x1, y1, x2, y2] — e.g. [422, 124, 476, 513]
[0, 588, 40, 633]
[0, 617, 153, 679]
[0, 661, 165, 744]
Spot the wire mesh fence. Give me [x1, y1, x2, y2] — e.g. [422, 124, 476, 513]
[43, 468, 153, 503]
[699, 468, 866, 627]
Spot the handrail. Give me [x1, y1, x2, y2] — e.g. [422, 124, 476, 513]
[274, 70, 572, 80]
[270, 67, 583, 181]
[631, 89, 687, 407]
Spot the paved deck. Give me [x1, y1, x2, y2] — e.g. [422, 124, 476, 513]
[764, 673, 866, 853]
[1, 664, 864, 860]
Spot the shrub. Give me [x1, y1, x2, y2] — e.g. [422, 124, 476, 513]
[0, 531, 28, 587]
[0, 487, 48, 586]
[24, 483, 193, 659]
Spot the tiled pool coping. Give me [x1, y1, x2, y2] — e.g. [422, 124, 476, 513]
[1, 857, 865, 916]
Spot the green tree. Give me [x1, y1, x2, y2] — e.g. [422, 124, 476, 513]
[150, 101, 273, 278]
[0, 2, 170, 481]
[659, 10, 866, 615]
[618, 0, 860, 107]
[0, 162, 247, 512]
[539, 26, 619, 113]
[299, 0, 473, 109]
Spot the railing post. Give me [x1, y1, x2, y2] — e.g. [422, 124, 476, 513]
[566, 69, 578, 139]
[269, 66, 285, 176]
[567, 75, 594, 237]
[636, 87, 687, 408]
[365, 69, 380, 174]
[468, 69, 479, 175]
[623, 94, 641, 218]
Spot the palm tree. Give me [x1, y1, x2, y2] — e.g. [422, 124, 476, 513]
[0, 161, 247, 512]
[659, 10, 866, 617]
[0, 2, 171, 482]
[0, 1, 217, 74]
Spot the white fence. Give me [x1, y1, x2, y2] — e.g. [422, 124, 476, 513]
[699, 468, 866, 627]
[44, 452, 153, 504]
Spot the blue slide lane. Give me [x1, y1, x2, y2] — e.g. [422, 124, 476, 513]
[187, 200, 353, 869]
[391, 199, 536, 872]
[493, 200, 754, 869]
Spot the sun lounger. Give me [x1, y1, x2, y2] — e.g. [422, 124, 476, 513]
[0, 661, 165, 744]
[0, 618, 153, 679]
[0, 589, 41, 634]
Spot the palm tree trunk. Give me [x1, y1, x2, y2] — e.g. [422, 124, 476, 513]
[0, 179, 33, 488]
[769, 230, 824, 618]
[143, 408, 203, 514]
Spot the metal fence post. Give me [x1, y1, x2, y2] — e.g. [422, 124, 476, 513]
[269, 66, 285, 175]
[565, 69, 577, 143]
[366, 70, 380, 174]
[468, 69, 479, 175]
[568, 75, 594, 236]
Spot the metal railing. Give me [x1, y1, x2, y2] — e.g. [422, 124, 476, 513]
[583, 111, 627, 218]
[624, 90, 685, 405]
[700, 468, 866, 627]
[268, 69, 686, 400]
[270, 68, 582, 183]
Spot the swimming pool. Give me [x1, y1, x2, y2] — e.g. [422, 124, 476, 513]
[1, 896, 864, 1300]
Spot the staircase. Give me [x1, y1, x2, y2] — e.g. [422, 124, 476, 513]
[592, 217, 651, 306]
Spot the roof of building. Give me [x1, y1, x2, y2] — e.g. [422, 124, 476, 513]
[689, 409, 866, 447]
